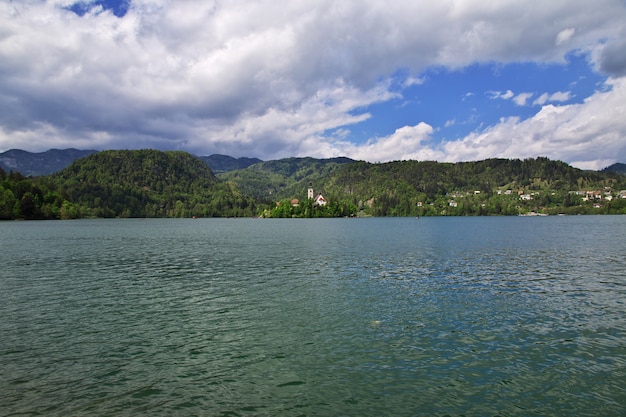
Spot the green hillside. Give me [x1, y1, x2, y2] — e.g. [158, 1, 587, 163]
[0, 168, 66, 220]
[2, 150, 626, 220]
[218, 156, 354, 200]
[226, 156, 626, 216]
[51, 150, 257, 218]
[321, 157, 626, 216]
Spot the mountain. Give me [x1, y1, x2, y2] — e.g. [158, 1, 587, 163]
[0, 148, 97, 176]
[0, 149, 261, 176]
[223, 156, 626, 216]
[327, 157, 626, 216]
[602, 163, 626, 175]
[198, 154, 262, 173]
[51, 150, 257, 218]
[3, 149, 626, 220]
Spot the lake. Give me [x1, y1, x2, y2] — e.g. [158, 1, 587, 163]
[1, 216, 625, 416]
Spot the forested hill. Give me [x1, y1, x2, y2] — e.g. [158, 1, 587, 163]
[318, 157, 626, 216]
[218, 156, 355, 199]
[2, 151, 626, 220]
[51, 150, 257, 218]
[223, 156, 626, 216]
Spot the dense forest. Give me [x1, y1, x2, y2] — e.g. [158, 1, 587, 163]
[0, 168, 67, 220]
[218, 156, 354, 200]
[1, 150, 625, 220]
[320, 157, 626, 216]
[225, 156, 626, 217]
[50, 150, 258, 218]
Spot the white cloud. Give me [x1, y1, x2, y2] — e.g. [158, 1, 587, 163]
[513, 92, 534, 106]
[533, 91, 572, 106]
[488, 90, 534, 106]
[549, 91, 572, 102]
[300, 123, 440, 163]
[440, 78, 626, 169]
[403, 76, 426, 87]
[533, 93, 550, 106]
[556, 28, 576, 46]
[299, 78, 626, 169]
[0, 0, 625, 168]
[488, 90, 515, 100]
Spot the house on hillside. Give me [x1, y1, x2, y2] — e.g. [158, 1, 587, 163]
[314, 194, 327, 206]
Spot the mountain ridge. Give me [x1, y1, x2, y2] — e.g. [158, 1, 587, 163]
[0, 148, 98, 176]
[0, 148, 264, 176]
[2, 148, 624, 177]
[50, 149, 256, 218]
[2, 149, 626, 220]
[197, 154, 262, 173]
[602, 162, 626, 175]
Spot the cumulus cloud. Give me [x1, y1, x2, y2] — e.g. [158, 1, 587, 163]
[439, 78, 626, 169]
[0, 0, 625, 169]
[298, 122, 440, 163]
[597, 39, 626, 77]
[306, 78, 626, 169]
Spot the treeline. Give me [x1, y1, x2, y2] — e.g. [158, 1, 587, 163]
[219, 156, 354, 200]
[221, 156, 626, 217]
[262, 198, 357, 218]
[319, 157, 626, 216]
[0, 150, 258, 220]
[0, 168, 73, 220]
[1, 151, 626, 220]
[51, 150, 258, 218]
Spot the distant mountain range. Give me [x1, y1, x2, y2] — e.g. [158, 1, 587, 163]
[0, 149, 98, 176]
[3, 148, 626, 178]
[602, 162, 626, 175]
[0, 149, 262, 176]
[197, 154, 262, 174]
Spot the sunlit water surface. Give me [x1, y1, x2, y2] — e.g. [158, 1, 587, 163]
[1, 216, 625, 416]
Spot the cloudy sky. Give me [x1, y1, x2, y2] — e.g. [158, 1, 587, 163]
[1, 0, 626, 169]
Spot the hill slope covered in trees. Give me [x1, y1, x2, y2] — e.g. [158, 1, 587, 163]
[227, 156, 626, 216]
[51, 150, 257, 218]
[217, 156, 355, 200]
[323, 157, 626, 216]
[2, 150, 626, 220]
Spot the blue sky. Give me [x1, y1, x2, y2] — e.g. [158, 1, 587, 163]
[1, 0, 625, 169]
[349, 55, 605, 144]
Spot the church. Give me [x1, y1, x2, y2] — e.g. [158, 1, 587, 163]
[308, 183, 327, 206]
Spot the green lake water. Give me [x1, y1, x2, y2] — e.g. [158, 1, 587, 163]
[1, 216, 625, 416]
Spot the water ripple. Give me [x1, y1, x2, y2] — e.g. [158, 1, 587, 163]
[1, 217, 626, 416]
